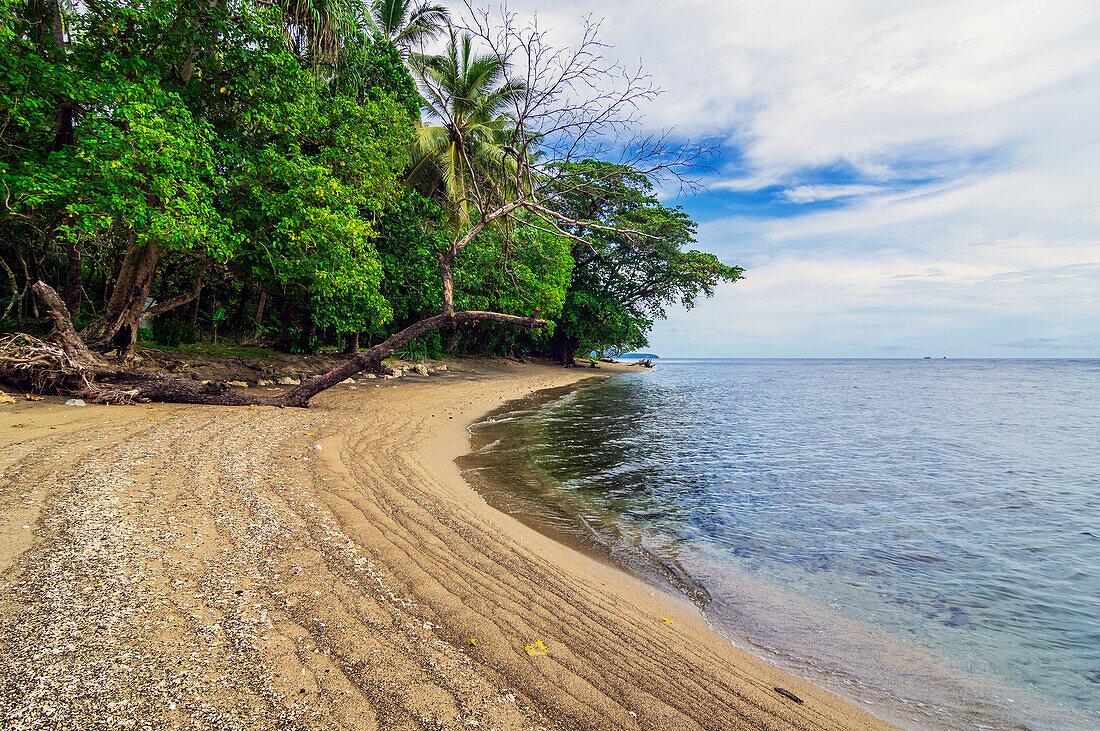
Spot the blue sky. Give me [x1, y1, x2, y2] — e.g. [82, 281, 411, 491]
[460, 0, 1100, 357]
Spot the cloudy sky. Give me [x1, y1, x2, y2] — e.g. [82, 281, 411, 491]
[462, 0, 1100, 357]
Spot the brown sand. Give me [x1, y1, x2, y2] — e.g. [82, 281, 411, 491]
[0, 360, 893, 730]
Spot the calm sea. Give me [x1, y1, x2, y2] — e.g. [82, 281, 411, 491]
[458, 359, 1100, 730]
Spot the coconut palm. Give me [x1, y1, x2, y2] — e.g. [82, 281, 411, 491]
[367, 0, 449, 52]
[279, 0, 356, 66]
[408, 27, 527, 226]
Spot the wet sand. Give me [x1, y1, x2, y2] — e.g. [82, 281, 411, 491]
[0, 359, 892, 730]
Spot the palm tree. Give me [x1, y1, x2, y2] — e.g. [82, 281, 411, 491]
[408, 26, 527, 227]
[279, 0, 356, 67]
[367, 0, 449, 53]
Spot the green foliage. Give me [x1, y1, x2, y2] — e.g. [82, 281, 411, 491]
[338, 37, 422, 118]
[408, 27, 527, 227]
[151, 318, 199, 347]
[545, 161, 743, 356]
[0, 1, 739, 365]
[455, 223, 572, 320]
[226, 86, 414, 335]
[140, 340, 274, 360]
[374, 189, 447, 325]
[395, 331, 441, 361]
[367, 0, 449, 51]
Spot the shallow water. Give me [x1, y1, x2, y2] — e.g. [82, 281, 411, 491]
[459, 359, 1100, 730]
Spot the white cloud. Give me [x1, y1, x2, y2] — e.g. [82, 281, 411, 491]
[444, 1, 1100, 356]
[777, 184, 881, 203]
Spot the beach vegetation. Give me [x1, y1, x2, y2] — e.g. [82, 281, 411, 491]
[0, 0, 741, 405]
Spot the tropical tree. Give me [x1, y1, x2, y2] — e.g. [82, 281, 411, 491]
[367, 0, 448, 53]
[277, 0, 356, 67]
[407, 26, 526, 227]
[2, 0, 412, 358]
[9, 7, 737, 407]
[543, 161, 743, 363]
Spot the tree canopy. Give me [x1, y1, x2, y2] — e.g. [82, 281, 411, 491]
[1, 0, 742, 406]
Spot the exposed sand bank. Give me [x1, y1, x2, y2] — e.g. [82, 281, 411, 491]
[0, 360, 891, 730]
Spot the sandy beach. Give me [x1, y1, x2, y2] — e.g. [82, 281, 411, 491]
[0, 359, 891, 730]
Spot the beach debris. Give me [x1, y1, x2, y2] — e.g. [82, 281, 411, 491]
[257, 379, 275, 386]
[412, 364, 429, 376]
[468, 638, 477, 647]
[773, 687, 803, 704]
[525, 640, 548, 656]
[226, 380, 248, 388]
[0, 390, 14, 404]
[276, 376, 300, 386]
[24, 393, 44, 401]
[313, 444, 322, 452]
[661, 617, 674, 624]
[64, 398, 87, 407]
[341, 378, 355, 384]
[437, 365, 448, 371]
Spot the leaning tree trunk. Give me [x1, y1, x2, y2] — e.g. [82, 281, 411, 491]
[278, 311, 548, 407]
[82, 235, 143, 342]
[108, 244, 161, 357]
[32, 281, 103, 370]
[25, 282, 548, 408]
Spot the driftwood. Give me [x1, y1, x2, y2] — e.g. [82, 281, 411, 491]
[0, 333, 97, 393]
[31, 281, 104, 369]
[8, 281, 548, 408]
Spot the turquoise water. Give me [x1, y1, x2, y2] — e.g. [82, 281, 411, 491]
[460, 359, 1100, 730]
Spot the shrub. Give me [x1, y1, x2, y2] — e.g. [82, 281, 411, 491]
[152, 318, 199, 347]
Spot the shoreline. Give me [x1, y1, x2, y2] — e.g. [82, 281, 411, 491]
[457, 381, 717, 605]
[0, 359, 891, 729]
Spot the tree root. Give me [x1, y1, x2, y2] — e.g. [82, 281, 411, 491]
[0, 333, 97, 394]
